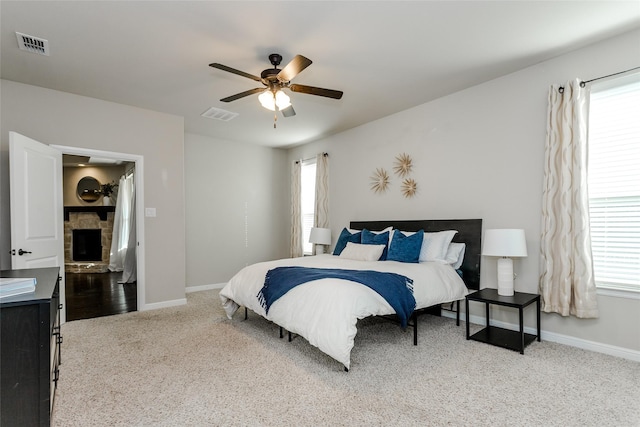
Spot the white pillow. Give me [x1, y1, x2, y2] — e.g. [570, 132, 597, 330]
[339, 242, 385, 261]
[419, 230, 458, 262]
[444, 242, 466, 269]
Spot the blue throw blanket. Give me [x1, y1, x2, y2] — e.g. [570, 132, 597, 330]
[257, 267, 416, 328]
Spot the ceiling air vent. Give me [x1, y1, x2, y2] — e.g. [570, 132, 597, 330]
[16, 32, 50, 56]
[201, 107, 239, 122]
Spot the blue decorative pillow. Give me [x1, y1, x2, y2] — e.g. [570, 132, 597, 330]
[387, 230, 424, 263]
[333, 228, 362, 255]
[361, 229, 390, 260]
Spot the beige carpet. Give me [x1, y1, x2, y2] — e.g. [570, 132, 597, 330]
[53, 290, 639, 426]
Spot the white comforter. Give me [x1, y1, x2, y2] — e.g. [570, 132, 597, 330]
[219, 254, 468, 369]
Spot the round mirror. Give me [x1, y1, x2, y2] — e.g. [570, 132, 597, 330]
[77, 176, 101, 202]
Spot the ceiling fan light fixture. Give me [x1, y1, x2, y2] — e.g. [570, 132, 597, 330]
[258, 90, 273, 110]
[275, 90, 291, 110]
[258, 89, 290, 111]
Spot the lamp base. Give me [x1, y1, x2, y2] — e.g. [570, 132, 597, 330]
[497, 257, 514, 296]
[315, 245, 326, 255]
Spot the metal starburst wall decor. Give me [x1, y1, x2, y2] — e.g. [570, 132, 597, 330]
[393, 153, 413, 177]
[370, 168, 390, 194]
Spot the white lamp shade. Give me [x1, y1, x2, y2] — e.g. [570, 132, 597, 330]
[258, 90, 291, 111]
[482, 229, 528, 257]
[274, 90, 291, 109]
[482, 229, 527, 296]
[258, 91, 275, 110]
[309, 227, 331, 245]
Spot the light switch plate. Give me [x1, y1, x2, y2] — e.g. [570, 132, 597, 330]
[145, 207, 156, 217]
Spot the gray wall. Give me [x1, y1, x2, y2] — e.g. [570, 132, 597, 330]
[0, 80, 186, 305]
[288, 29, 640, 353]
[184, 133, 289, 287]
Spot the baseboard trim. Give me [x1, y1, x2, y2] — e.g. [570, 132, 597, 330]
[185, 283, 226, 293]
[442, 310, 640, 362]
[142, 298, 187, 311]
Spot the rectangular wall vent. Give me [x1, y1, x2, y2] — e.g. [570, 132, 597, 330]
[201, 107, 239, 122]
[16, 32, 50, 56]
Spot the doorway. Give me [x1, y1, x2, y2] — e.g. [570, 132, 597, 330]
[53, 144, 145, 321]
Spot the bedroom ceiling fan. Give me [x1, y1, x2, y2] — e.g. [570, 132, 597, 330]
[209, 53, 343, 127]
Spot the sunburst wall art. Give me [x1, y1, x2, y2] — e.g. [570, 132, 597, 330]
[370, 168, 390, 194]
[401, 178, 417, 198]
[393, 153, 413, 177]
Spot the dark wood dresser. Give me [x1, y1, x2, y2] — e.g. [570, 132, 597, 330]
[1, 267, 62, 427]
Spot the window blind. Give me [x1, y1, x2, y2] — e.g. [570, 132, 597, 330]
[588, 77, 640, 291]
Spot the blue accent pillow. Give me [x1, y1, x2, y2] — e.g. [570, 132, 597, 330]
[361, 229, 390, 260]
[333, 228, 362, 255]
[387, 230, 424, 263]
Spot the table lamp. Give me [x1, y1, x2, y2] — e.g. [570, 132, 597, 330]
[309, 227, 331, 254]
[482, 229, 528, 296]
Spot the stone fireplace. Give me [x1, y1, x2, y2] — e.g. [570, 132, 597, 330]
[64, 207, 115, 273]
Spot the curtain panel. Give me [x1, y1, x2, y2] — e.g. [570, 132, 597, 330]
[109, 172, 137, 283]
[539, 78, 598, 318]
[313, 153, 329, 254]
[290, 160, 303, 258]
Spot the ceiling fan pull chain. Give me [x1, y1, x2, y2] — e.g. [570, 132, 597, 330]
[274, 111, 277, 129]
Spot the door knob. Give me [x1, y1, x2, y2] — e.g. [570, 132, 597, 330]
[18, 249, 32, 256]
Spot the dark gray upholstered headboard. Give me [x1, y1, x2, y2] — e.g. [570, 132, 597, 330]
[349, 219, 482, 290]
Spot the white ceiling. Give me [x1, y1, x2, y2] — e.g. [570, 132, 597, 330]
[2, 1, 639, 148]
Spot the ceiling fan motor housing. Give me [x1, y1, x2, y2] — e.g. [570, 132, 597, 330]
[261, 68, 281, 82]
[268, 53, 283, 67]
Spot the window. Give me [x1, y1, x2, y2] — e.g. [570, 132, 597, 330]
[301, 160, 316, 255]
[587, 73, 640, 294]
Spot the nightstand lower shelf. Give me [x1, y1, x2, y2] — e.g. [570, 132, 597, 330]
[465, 289, 540, 354]
[469, 325, 537, 352]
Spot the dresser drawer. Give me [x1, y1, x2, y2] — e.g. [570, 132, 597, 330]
[50, 282, 60, 334]
[0, 267, 61, 427]
[50, 284, 62, 411]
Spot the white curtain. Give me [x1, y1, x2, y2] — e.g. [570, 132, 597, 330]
[290, 160, 303, 258]
[109, 172, 137, 283]
[313, 153, 329, 255]
[539, 78, 598, 318]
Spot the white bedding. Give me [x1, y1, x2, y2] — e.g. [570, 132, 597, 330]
[219, 254, 468, 369]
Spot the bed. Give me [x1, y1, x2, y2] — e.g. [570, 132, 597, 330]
[219, 219, 482, 370]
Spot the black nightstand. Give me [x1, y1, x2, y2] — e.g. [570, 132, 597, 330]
[465, 288, 540, 354]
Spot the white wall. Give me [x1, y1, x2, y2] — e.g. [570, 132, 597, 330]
[184, 133, 289, 287]
[288, 29, 640, 354]
[0, 80, 186, 305]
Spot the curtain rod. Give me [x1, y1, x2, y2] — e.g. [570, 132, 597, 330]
[559, 66, 640, 92]
[579, 66, 640, 87]
[295, 152, 328, 164]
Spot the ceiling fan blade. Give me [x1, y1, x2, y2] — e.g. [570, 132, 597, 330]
[209, 63, 262, 82]
[277, 55, 313, 83]
[220, 87, 265, 102]
[289, 84, 343, 100]
[281, 105, 296, 117]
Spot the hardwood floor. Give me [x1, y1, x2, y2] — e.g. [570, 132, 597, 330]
[65, 272, 136, 321]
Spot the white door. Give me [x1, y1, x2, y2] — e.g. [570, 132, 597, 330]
[9, 131, 66, 322]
